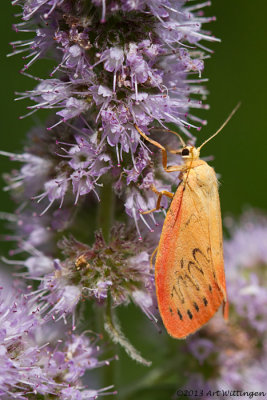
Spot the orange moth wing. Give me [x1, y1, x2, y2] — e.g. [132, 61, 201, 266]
[155, 159, 228, 339]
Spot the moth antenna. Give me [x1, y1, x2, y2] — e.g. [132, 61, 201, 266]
[151, 127, 186, 147]
[198, 102, 241, 151]
[166, 129, 186, 147]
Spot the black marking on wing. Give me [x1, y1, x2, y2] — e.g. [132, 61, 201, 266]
[192, 248, 210, 269]
[177, 276, 188, 301]
[182, 213, 198, 231]
[187, 310, 193, 319]
[171, 284, 185, 304]
[171, 272, 201, 307]
[184, 273, 200, 290]
[187, 262, 201, 288]
[203, 297, 208, 306]
[177, 308, 183, 320]
[177, 273, 200, 291]
[193, 302, 199, 312]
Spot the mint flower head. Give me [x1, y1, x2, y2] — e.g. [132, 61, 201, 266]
[224, 211, 267, 333]
[0, 287, 115, 399]
[10, 0, 217, 233]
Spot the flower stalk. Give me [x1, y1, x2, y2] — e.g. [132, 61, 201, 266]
[97, 176, 115, 243]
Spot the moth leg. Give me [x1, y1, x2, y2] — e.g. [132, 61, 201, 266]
[141, 184, 174, 215]
[135, 125, 185, 174]
[150, 246, 158, 270]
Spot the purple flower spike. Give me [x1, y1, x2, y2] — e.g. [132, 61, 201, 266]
[10, 0, 218, 232]
[225, 211, 267, 333]
[0, 287, 112, 398]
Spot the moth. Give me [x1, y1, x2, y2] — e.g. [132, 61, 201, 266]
[135, 104, 239, 338]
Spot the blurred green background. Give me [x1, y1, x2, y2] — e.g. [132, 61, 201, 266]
[0, 1, 266, 398]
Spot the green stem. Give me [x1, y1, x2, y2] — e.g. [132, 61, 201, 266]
[97, 177, 115, 243]
[95, 177, 114, 334]
[96, 178, 115, 388]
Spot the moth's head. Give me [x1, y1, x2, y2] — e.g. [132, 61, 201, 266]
[181, 146, 200, 161]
